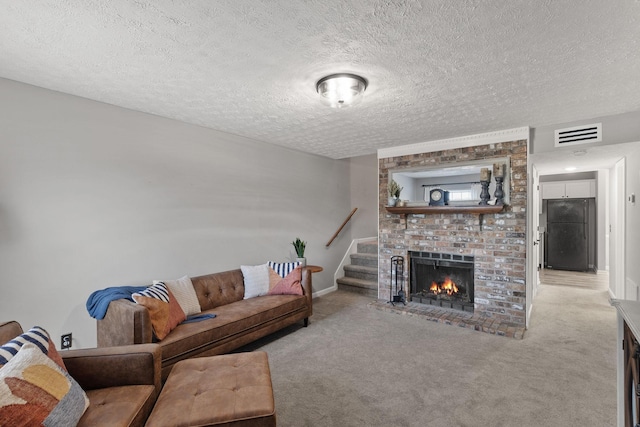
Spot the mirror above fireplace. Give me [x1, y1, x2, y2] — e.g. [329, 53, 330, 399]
[390, 156, 511, 206]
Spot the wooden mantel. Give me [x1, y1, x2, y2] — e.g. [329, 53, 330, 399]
[385, 205, 504, 215]
[385, 204, 504, 229]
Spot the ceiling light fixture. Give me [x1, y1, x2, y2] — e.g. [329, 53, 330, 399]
[316, 73, 367, 108]
[565, 166, 577, 171]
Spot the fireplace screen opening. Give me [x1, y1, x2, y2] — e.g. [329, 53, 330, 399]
[410, 252, 474, 313]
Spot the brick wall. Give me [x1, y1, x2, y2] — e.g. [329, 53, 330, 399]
[379, 140, 528, 326]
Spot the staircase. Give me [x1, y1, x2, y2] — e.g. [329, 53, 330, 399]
[336, 240, 378, 298]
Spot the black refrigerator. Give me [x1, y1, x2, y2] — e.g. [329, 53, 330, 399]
[545, 198, 596, 272]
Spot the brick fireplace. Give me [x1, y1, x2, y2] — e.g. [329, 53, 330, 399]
[378, 139, 527, 328]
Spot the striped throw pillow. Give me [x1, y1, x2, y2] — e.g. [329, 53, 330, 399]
[0, 326, 65, 370]
[267, 261, 301, 278]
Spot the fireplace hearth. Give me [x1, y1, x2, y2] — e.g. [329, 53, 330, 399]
[410, 251, 474, 313]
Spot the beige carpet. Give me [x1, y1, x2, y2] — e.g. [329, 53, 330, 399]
[238, 273, 617, 426]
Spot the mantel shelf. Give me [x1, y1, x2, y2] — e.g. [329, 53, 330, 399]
[385, 205, 504, 215]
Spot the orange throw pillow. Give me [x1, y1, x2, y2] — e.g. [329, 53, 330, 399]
[132, 283, 186, 340]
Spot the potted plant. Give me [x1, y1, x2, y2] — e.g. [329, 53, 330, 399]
[388, 179, 403, 206]
[292, 238, 307, 266]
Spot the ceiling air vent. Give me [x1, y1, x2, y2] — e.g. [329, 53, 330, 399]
[554, 123, 602, 147]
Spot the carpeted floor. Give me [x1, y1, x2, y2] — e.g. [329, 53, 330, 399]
[238, 272, 617, 426]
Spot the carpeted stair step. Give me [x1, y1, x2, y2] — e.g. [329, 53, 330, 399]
[336, 276, 378, 298]
[349, 253, 378, 268]
[343, 264, 378, 281]
[356, 241, 378, 255]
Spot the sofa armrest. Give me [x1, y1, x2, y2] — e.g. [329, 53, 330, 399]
[62, 343, 161, 394]
[0, 320, 23, 344]
[301, 267, 313, 317]
[97, 299, 153, 347]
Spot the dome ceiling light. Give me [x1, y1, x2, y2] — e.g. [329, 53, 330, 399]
[316, 73, 367, 108]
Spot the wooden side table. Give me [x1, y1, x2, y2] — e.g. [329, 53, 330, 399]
[305, 265, 323, 273]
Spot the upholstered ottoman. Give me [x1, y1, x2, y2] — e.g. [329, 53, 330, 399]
[145, 352, 276, 427]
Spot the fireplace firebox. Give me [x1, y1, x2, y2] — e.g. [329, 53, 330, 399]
[409, 251, 474, 312]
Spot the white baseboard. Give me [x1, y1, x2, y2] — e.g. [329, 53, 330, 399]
[313, 285, 337, 299]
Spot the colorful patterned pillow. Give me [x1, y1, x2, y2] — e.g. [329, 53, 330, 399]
[153, 275, 201, 316]
[241, 263, 270, 299]
[132, 282, 186, 340]
[0, 326, 65, 371]
[268, 266, 303, 295]
[0, 343, 89, 426]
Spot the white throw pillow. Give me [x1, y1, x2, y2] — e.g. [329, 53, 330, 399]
[153, 275, 201, 316]
[241, 263, 270, 299]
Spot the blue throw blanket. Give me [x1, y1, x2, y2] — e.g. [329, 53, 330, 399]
[87, 286, 218, 325]
[184, 313, 217, 323]
[86, 286, 146, 320]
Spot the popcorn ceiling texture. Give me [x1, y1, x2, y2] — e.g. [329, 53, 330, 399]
[1, 1, 639, 159]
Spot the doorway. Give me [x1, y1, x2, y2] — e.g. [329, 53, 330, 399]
[529, 141, 639, 303]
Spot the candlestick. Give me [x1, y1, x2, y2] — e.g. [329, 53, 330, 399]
[494, 176, 505, 205]
[480, 168, 491, 182]
[493, 163, 505, 178]
[479, 180, 491, 205]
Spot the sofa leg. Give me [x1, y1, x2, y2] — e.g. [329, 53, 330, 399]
[303, 318, 309, 327]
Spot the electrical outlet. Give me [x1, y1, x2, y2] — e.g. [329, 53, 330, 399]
[61, 333, 72, 350]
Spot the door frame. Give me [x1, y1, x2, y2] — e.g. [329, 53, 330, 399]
[611, 158, 626, 299]
[526, 165, 541, 327]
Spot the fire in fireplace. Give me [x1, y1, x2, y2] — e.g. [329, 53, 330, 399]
[430, 276, 459, 296]
[410, 251, 474, 312]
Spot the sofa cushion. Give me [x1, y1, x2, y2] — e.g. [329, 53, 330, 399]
[191, 270, 246, 311]
[153, 275, 201, 316]
[0, 343, 89, 426]
[132, 283, 186, 340]
[0, 326, 65, 370]
[78, 384, 156, 427]
[241, 263, 270, 299]
[159, 294, 308, 364]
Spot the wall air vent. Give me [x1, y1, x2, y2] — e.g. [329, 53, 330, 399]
[554, 123, 602, 147]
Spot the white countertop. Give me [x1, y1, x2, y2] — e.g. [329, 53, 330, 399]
[611, 299, 640, 339]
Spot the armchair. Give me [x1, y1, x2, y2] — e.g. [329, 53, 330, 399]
[0, 321, 162, 427]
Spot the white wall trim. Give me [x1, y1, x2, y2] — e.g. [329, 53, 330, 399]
[312, 236, 378, 299]
[313, 285, 337, 298]
[333, 237, 377, 286]
[377, 127, 530, 159]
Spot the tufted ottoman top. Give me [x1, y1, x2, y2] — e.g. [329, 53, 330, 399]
[145, 351, 276, 427]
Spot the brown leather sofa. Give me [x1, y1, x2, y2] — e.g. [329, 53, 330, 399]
[98, 267, 313, 379]
[0, 320, 162, 427]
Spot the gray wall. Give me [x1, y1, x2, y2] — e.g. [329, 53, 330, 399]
[348, 153, 378, 239]
[531, 111, 640, 154]
[0, 78, 353, 348]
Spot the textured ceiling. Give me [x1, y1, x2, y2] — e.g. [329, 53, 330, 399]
[1, 1, 639, 159]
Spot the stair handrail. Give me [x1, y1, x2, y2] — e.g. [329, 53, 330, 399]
[326, 207, 358, 247]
